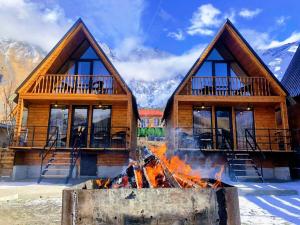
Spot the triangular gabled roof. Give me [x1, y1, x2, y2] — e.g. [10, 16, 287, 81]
[282, 44, 300, 97]
[15, 18, 139, 117]
[162, 19, 288, 120]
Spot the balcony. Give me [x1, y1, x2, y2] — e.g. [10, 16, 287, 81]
[181, 76, 271, 96]
[30, 74, 119, 95]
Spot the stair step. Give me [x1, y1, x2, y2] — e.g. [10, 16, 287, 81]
[228, 158, 252, 161]
[47, 162, 71, 166]
[229, 163, 257, 167]
[41, 174, 68, 178]
[235, 175, 263, 179]
[44, 168, 69, 171]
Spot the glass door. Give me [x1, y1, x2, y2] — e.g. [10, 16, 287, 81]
[235, 109, 254, 149]
[48, 106, 69, 147]
[215, 108, 233, 149]
[193, 108, 213, 149]
[90, 106, 111, 147]
[70, 106, 89, 147]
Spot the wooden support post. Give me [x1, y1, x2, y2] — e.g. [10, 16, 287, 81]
[15, 98, 24, 145]
[127, 99, 132, 151]
[173, 98, 178, 151]
[87, 105, 93, 148]
[280, 101, 290, 151]
[211, 105, 216, 150]
[66, 105, 72, 148]
[232, 107, 237, 150]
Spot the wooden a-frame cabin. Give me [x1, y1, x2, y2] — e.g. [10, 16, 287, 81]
[9, 19, 139, 181]
[162, 20, 295, 181]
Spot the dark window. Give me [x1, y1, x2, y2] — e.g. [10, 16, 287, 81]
[48, 106, 69, 147]
[91, 106, 111, 147]
[71, 106, 88, 147]
[193, 108, 213, 149]
[235, 109, 254, 149]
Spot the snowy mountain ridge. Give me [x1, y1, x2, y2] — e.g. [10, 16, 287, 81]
[0, 39, 298, 110]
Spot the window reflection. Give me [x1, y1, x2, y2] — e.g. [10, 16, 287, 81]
[48, 106, 69, 147]
[193, 108, 213, 149]
[91, 106, 111, 147]
[235, 109, 254, 149]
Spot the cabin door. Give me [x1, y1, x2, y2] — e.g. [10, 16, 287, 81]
[80, 153, 97, 176]
[215, 107, 233, 149]
[90, 106, 112, 147]
[70, 106, 89, 147]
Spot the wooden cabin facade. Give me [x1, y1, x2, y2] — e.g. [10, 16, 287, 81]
[162, 20, 294, 181]
[9, 19, 139, 181]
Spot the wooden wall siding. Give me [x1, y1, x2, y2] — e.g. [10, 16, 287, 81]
[26, 104, 50, 147]
[254, 106, 279, 150]
[0, 149, 15, 177]
[97, 151, 129, 166]
[178, 102, 193, 129]
[14, 151, 71, 165]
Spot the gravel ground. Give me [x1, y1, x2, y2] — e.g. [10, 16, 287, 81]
[0, 181, 299, 225]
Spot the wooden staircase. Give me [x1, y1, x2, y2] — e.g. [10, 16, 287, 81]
[226, 152, 264, 182]
[38, 129, 82, 184]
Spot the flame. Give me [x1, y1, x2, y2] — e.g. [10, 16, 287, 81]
[149, 144, 207, 188]
[212, 165, 224, 189]
[134, 168, 144, 188]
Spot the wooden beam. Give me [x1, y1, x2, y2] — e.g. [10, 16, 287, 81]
[231, 107, 237, 150]
[280, 100, 290, 151]
[66, 105, 72, 148]
[20, 94, 129, 101]
[175, 95, 285, 103]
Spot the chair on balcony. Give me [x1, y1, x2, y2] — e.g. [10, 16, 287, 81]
[111, 131, 126, 148]
[93, 80, 104, 94]
[197, 132, 213, 150]
[92, 130, 110, 148]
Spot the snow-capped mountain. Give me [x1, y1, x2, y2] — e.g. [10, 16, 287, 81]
[0, 39, 298, 112]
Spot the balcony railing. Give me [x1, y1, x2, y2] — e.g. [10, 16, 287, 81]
[175, 127, 299, 151]
[9, 125, 129, 149]
[31, 74, 117, 94]
[182, 76, 271, 96]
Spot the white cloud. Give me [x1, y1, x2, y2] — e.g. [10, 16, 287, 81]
[224, 9, 236, 23]
[239, 8, 262, 19]
[187, 4, 222, 36]
[276, 16, 289, 26]
[113, 44, 206, 81]
[167, 29, 185, 41]
[241, 29, 300, 50]
[0, 0, 72, 51]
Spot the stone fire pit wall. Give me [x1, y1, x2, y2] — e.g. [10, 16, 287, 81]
[61, 184, 240, 225]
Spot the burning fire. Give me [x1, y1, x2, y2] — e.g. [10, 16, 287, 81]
[92, 144, 224, 189]
[149, 144, 223, 189]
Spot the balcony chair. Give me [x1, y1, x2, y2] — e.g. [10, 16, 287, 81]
[111, 131, 126, 148]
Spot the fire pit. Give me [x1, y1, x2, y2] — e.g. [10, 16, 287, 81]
[62, 145, 241, 225]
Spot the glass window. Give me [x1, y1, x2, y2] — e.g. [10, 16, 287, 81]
[153, 118, 160, 127]
[91, 106, 111, 147]
[93, 61, 109, 75]
[193, 108, 213, 149]
[77, 61, 91, 75]
[215, 63, 228, 77]
[235, 109, 254, 149]
[206, 48, 224, 60]
[195, 62, 212, 76]
[71, 107, 88, 147]
[80, 46, 99, 59]
[216, 108, 232, 149]
[48, 106, 69, 147]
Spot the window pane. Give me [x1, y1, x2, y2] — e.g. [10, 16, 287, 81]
[48, 107, 69, 147]
[215, 63, 228, 76]
[216, 108, 232, 149]
[193, 108, 213, 149]
[93, 61, 109, 75]
[71, 107, 88, 147]
[235, 109, 254, 149]
[80, 46, 99, 59]
[206, 48, 224, 60]
[195, 62, 212, 76]
[78, 62, 91, 75]
[91, 106, 111, 147]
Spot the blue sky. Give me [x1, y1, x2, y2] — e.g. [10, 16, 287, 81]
[0, 0, 299, 81]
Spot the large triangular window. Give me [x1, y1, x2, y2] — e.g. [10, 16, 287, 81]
[57, 40, 112, 94]
[193, 46, 250, 95]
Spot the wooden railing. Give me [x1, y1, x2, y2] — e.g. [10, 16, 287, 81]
[182, 76, 271, 96]
[31, 74, 117, 94]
